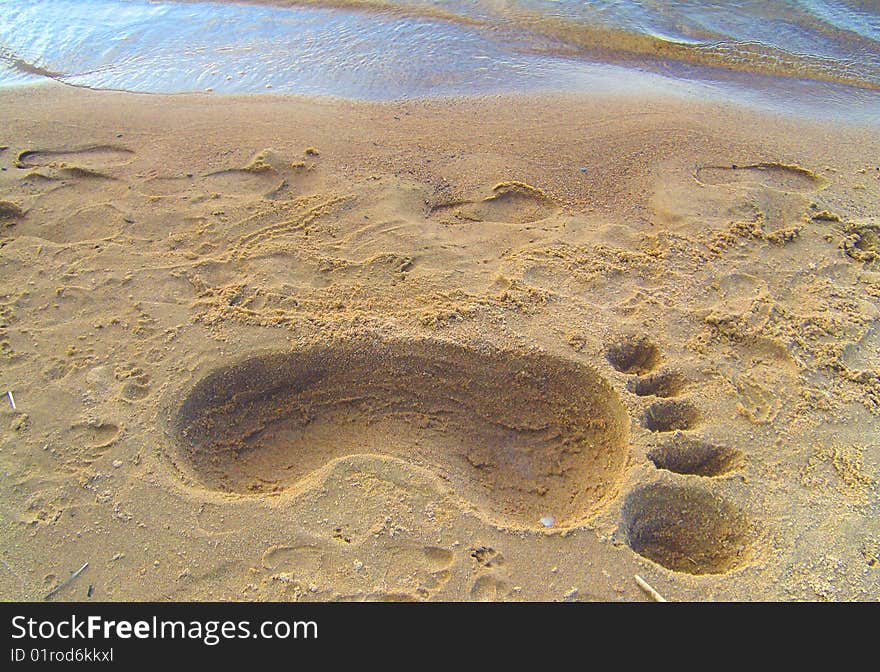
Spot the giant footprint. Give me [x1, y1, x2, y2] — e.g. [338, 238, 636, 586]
[168, 338, 630, 529]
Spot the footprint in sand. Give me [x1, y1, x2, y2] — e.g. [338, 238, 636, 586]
[732, 373, 781, 424]
[168, 336, 630, 530]
[260, 535, 453, 600]
[657, 162, 823, 238]
[19, 489, 67, 527]
[841, 221, 879, 262]
[470, 574, 511, 601]
[261, 542, 327, 576]
[115, 363, 151, 402]
[652, 162, 821, 236]
[7, 158, 134, 242]
[201, 168, 287, 196]
[15, 145, 134, 170]
[139, 169, 283, 198]
[138, 150, 301, 199]
[42, 357, 75, 381]
[429, 181, 558, 224]
[694, 162, 825, 192]
[31, 202, 128, 243]
[370, 543, 454, 599]
[255, 535, 341, 598]
[69, 420, 122, 465]
[469, 546, 511, 601]
[470, 545, 505, 569]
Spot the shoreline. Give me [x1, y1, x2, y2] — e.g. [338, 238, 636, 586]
[1, 83, 878, 601]
[3, 62, 879, 128]
[159, 0, 880, 91]
[2, 0, 879, 125]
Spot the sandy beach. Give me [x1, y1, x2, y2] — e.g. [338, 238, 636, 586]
[0, 82, 878, 601]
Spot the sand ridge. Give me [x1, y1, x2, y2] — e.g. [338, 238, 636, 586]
[0, 85, 877, 601]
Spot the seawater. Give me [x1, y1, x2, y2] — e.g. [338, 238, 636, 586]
[0, 0, 878, 123]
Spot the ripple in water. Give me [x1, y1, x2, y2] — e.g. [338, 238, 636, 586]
[0, 0, 877, 124]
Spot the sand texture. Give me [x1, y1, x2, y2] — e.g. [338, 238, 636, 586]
[0, 84, 878, 601]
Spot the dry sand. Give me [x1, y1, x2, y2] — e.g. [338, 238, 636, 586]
[0, 83, 878, 601]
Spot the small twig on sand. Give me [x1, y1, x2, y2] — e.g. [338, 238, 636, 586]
[635, 574, 667, 602]
[6, 390, 16, 411]
[45, 563, 89, 601]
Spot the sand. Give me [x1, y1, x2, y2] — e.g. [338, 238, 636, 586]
[0, 83, 878, 601]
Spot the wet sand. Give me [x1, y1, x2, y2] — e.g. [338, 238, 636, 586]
[0, 83, 878, 601]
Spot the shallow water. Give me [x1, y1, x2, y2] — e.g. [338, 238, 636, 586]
[0, 0, 878, 123]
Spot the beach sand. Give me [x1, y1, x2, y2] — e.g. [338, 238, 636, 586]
[0, 83, 878, 601]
